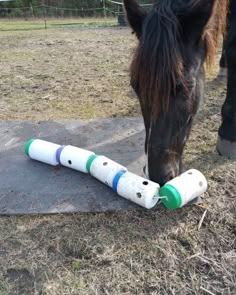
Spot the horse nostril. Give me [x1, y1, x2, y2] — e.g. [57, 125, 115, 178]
[143, 165, 149, 179]
[143, 165, 146, 174]
[169, 175, 174, 180]
[164, 171, 176, 183]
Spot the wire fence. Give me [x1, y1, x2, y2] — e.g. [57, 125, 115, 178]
[0, 1, 153, 30]
[0, 1, 152, 19]
[0, 5, 104, 18]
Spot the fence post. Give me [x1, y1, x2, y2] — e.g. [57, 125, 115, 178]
[30, 2, 35, 18]
[103, 0, 107, 18]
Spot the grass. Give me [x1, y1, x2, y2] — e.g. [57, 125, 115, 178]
[0, 24, 137, 120]
[0, 21, 235, 295]
[0, 17, 117, 31]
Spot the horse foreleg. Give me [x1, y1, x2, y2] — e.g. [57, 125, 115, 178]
[217, 12, 236, 159]
[217, 39, 228, 79]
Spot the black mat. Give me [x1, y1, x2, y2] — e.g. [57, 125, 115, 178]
[0, 117, 150, 215]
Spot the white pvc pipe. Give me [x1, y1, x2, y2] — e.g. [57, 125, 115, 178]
[89, 156, 127, 187]
[116, 171, 160, 209]
[25, 139, 60, 166]
[59, 145, 94, 173]
[24, 139, 166, 210]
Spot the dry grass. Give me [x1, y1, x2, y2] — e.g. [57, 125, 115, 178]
[0, 26, 139, 121]
[0, 24, 235, 295]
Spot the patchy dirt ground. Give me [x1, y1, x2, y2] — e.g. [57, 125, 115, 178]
[0, 24, 235, 295]
[0, 25, 138, 120]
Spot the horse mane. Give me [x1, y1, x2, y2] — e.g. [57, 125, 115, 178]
[130, 0, 229, 117]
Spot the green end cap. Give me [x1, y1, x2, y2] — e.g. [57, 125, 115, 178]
[159, 184, 182, 210]
[24, 139, 35, 156]
[86, 154, 100, 173]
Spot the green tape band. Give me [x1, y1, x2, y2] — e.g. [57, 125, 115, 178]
[24, 139, 35, 157]
[86, 154, 100, 173]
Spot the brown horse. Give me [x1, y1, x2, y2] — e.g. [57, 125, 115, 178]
[123, 0, 229, 185]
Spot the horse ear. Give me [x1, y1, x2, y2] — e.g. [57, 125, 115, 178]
[179, 0, 216, 42]
[123, 0, 147, 38]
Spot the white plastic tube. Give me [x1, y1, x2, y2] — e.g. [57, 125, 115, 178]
[89, 156, 127, 187]
[25, 139, 60, 166]
[59, 145, 95, 173]
[25, 139, 160, 209]
[160, 169, 208, 210]
[116, 171, 160, 209]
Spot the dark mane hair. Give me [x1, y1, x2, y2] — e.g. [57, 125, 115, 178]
[130, 0, 228, 117]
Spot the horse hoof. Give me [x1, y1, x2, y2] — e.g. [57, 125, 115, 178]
[216, 136, 236, 159]
[217, 67, 228, 80]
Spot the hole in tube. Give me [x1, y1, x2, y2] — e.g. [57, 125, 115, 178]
[68, 160, 72, 165]
[136, 192, 142, 198]
[143, 181, 148, 185]
[188, 171, 193, 175]
[103, 162, 108, 166]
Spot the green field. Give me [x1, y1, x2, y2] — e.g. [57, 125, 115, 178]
[0, 17, 117, 31]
